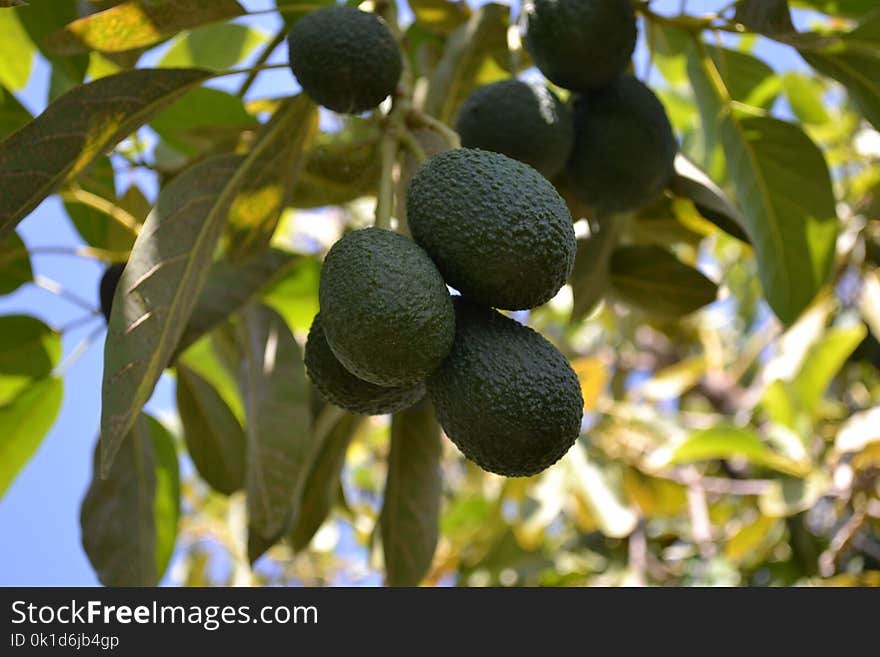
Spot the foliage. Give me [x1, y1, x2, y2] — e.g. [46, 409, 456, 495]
[0, 0, 879, 587]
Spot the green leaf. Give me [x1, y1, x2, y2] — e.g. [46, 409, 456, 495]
[81, 414, 169, 586]
[687, 37, 839, 325]
[240, 304, 314, 560]
[0, 315, 61, 406]
[381, 400, 443, 587]
[46, 0, 245, 55]
[0, 8, 35, 91]
[793, 324, 867, 413]
[566, 446, 638, 539]
[148, 415, 180, 579]
[159, 22, 266, 71]
[758, 473, 828, 517]
[0, 67, 210, 238]
[292, 122, 382, 209]
[664, 426, 810, 476]
[0, 1, 31, 8]
[276, 0, 334, 29]
[670, 154, 750, 243]
[782, 72, 831, 125]
[424, 2, 512, 124]
[149, 86, 257, 158]
[176, 248, 297, 356]
[569, 216, 622, 322]
[176, 364, 246, 495]
[178, 333, 244, 422]
[609, 245, 718, 318]
[800, 34, 880, 130]
[261, 256, 321, 332]
[734, 0, 794, 35]
[0, 377, 63, 498]
[223, 95, 318, 261]
[288, 408, 362, 552]
[0, 232, 32, 296]
[0, 87, 31, 139]
[16, 0, 88, 99]
[705, 44, 780, 110]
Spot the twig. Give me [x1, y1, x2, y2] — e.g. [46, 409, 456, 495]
[58, 312, 102, 335]
[407, 110, 461, 149]
[819, 509, 867, 577]
[628, 519, 648, 586]
[683, 467, 716, 559]
[34, 275, 99, 313]
[59, 185, 141, 234]
[28, 245, 130, 262]
[238, 29, 288, 98]
[398, 129, 428, 165]
[374, 130, 399, 230]
[54, 323, 105, 377]
[658, 468, 774, 496]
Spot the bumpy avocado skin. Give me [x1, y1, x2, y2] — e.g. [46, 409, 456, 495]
[99, 263, 126, 323]
[524, 0, 636, 91]
[406, 149, 575, 311]
[566, 75, 677, 214]
[456, 79, 574, 179]
[427, 299, 583, 477]
[318, 227, 455, 387]
[305, 314, 425, 415]
[288, 6, 402, 114]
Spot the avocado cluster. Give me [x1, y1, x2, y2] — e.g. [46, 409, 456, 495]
[310, 148, 583, 477]
[456, 0, 677, 214]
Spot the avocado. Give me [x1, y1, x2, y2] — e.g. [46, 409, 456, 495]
[305, 313, 425, 415]
[427, 298, 583, 477]
[99, 263, 126, 323]
[566, 75, 677, 214]
[456, 79, 574, 179]
[318, 227, 455, 387]
[406, 148, 575, 310]
[287, 6, 402, 114]
[523, 0, 636, 91]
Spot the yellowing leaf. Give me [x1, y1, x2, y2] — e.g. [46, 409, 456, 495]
[570, 356, 608, 411]
[45, 0, 245, 55]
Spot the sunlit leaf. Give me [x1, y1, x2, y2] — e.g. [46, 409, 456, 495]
[570, 356, 608, 410]
[410, 0, 471, 34]
[566, 446, 638, 538]
[670, 154, 750, 243]
[0, 232, 32, 296]
[177, 364, 245, 495]
[178, 333, 244, 423]
[289, 409, 362, 552]
[637, 355, 707, 402]
[622, 467, 687, 519]
[0, 315, 61, 406]
[17, 0, 88, 99]
[240, 304, 313, 561]
[0, 8, 35, 91]
[46, 0, 245, 55]
[159, 23, 266, 71]
[782, 72, 831, 125]
[724, 513, 785, 565]
[262, 256, 321, 332]
[835, 406, 880, 452]
[758, 473, 829, 517]
[0, 67, 210, 238]
[0, 377, 63, 498]
[0, 86, 31, 139]
[610, 244, 718, 318]
[223, 95, 318, 261]
[662, 426, 811, 476]
[380, 400, 442, 586]
[687, 34, 839, 325]
[793, 324, 866, 413]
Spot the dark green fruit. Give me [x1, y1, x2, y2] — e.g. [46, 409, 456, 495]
[99, 263, 126, 323]
[524, 0, 636, 91]
[305, 313, 425, 415]
[319, 227, 454, 387]
[566, 75, 677, 214]
[427, 298, 583, 477]
[407, 148, 575, 310]
[287, 6, 402, 114]
[456, 79, 574, 179]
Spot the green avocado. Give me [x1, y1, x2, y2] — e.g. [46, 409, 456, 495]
[456, 79, 574, 179]
[318, 227, 455, 387]
[566, 75, 677, 214]
[305, 313, 425, 415]
[406, 148, 575, 310]
[99, 262, 126, 323]
[523, 0, 636, 91]
[287, 6, 402, 114]
[427, 298, 583, 477]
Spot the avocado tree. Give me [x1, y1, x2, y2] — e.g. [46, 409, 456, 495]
[0, 0, 879, 587]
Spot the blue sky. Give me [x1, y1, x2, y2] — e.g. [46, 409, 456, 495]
[0, 0, 815, 586]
